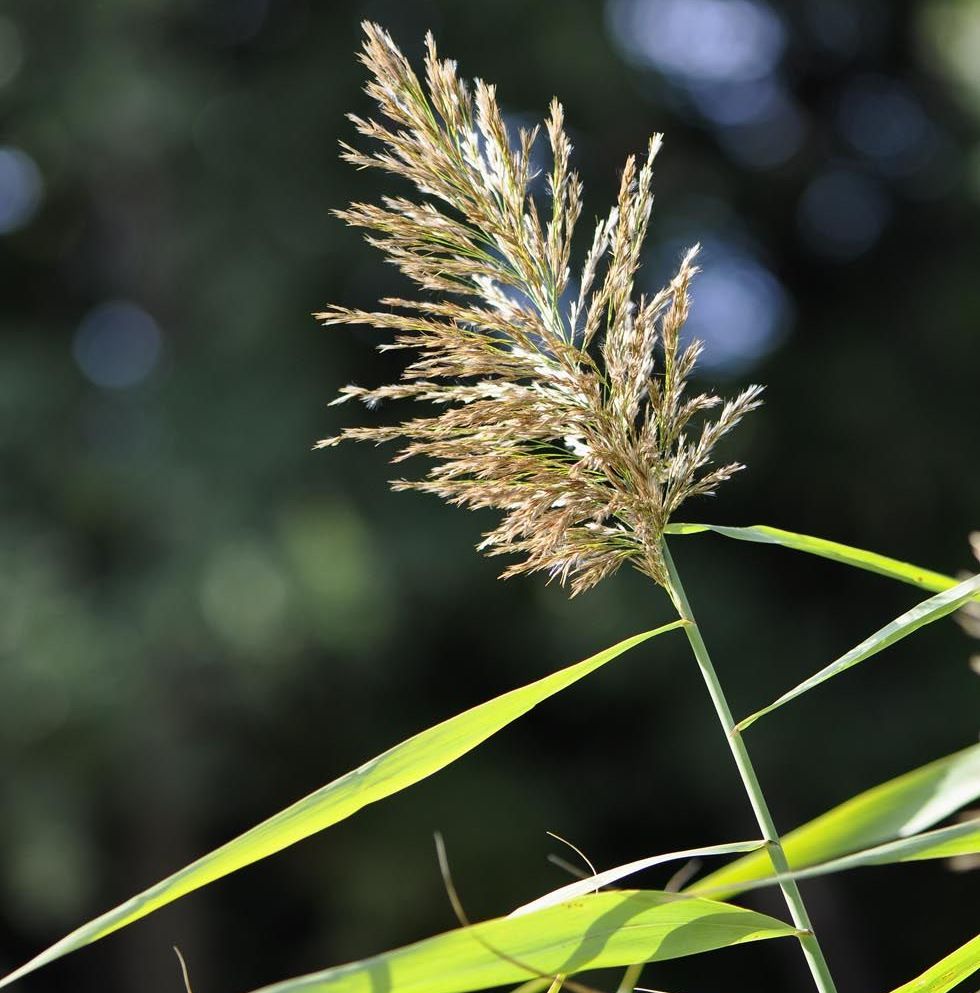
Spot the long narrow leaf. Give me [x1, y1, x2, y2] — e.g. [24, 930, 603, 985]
[889, 935, 980, 993]
[0, 623, 685, 989]
[665, 523, 972, 597]
[245, 890, 797, 993]
[687, 744, 980, 898]
[829, 819, 980, 866]
[736, 574, 980, 731]
[697, 819, 980, 900]
[510, 841, 764, 918]
[550, 821, 979, 912]
[896, 821, 980, 862]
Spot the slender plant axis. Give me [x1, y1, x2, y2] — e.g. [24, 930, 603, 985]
[662, 541, 839, 993]
[319, 21, 841, 993]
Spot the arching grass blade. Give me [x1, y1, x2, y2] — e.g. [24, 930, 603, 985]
[888, 935, 980, 993]
[665, 523, 973, 598]
[687, 744, 980, 899]
[736, 574, 980, 731]
[696, 819, 980, 900]
[0, 623, 686, 990]
[244, 890, 797, 993]
[510, 841, 764, 918]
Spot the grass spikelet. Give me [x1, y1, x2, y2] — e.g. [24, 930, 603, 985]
[319, 21, 763, 593]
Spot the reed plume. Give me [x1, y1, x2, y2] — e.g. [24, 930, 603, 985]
[318, 22, 763, 594]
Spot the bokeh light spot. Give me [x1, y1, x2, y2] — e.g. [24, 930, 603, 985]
[919, 0, 980, 112]
[4, 809, 94, 926]
[837, 75, 936, 176]
[72, 301, 163, 390]
[797, 169, 891, 260]
[0, 146, 43, 234]
[200, 541, 289, 651]
[0, 16, 24, 88]
[684, 242, 791, 374]
[606, 0, 786, 84]
[279, 501, 393, 656]
[689, 78, 782, 127]
[694, 79, 806, 168]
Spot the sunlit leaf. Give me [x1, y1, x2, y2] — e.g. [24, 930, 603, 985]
[510, 840, 764, 917]
[687, 744, 980, 899]
[700, 819, 980, 899]
[804, 817, 980, 870]
[888, 934, 980, 993]
[0, 623, 686, 989]
[665, 523, 972, 597]
[245, 890, 797, 993]
[736, 574, 980, 730]
[550, 822, 979, 912]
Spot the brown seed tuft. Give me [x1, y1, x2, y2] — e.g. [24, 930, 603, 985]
[318, 22, 763, 594]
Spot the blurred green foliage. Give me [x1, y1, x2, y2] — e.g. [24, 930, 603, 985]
[0, 2, 977, 992]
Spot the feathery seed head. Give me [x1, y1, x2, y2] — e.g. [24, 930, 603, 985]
[318, 22, 763, 594]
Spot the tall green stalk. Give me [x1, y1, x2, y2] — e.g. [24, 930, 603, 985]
[661, 540, 838, 993]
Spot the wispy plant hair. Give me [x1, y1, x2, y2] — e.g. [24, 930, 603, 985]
[318, 22, 763, 594]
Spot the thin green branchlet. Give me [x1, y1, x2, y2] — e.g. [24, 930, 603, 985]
[322, 21, 837, 993]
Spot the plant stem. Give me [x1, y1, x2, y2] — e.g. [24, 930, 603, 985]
[661, 540, 838, 993]
[616, 963, 644, 993]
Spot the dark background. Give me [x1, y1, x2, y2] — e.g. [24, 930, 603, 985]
[1, 2, 978, 991]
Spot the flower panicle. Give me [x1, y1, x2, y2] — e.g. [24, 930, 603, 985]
[317, 21, 764, 594]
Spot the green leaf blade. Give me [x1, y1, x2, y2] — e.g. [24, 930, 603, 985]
[736, 573, 980, 731]
[889, 935, 980, 993]
[510, 840, 764, 918]
[890, 820, 980, 863]
[246, 891, 797, 993]
[687, 744, 980, 899]
[0, 623, 686, 989]
[823, 818, 980, 869]
[665, 523, 971, 597]
[701, 819, 980, 899]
